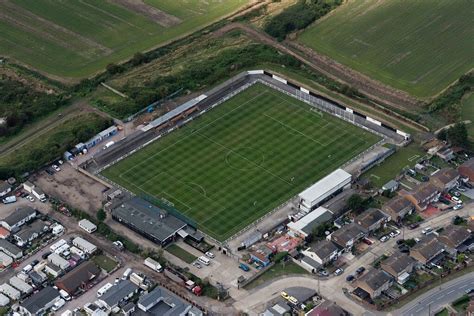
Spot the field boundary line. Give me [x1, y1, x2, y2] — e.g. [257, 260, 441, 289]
[263, 113, 325, 146]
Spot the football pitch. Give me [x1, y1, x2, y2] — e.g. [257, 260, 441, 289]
[102, 84, 380, 241]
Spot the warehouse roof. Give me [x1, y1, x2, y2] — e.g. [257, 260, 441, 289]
[287, 207, 333, 236]
[112, 197, 187, 244]
[21, 286, 60, 314]
[299, 169, 351, 203]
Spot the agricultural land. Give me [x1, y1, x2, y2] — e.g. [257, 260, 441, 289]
[298, 0, 474, 98]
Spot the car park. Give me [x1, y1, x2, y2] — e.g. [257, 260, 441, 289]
[346, 275, 355, 282]
[334, 268, 344, 276]
[380, 235, 390, 243]
[205, 251, 215, 259]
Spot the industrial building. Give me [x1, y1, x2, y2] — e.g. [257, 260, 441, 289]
[112, 197, 187, 246]
[287, 207, 333, 238]
[298, 169, 352, 212]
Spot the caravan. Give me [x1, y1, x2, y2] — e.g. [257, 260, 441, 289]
[198, 256, 210, 266]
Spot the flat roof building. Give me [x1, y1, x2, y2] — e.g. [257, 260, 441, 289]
[299, 169, 351, 212]
[112, 197, 187, 246]
[287, 207, 333, 238]
[137, 286, 203, 316]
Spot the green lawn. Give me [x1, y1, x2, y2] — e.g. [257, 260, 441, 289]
[92, 255, 118, 273]
[461, 93, 474, 140]
[244, 261, 308, 289]
[298, 0, 474, 98]
[363, 143, 425, 188]
[1, 0, 247, 78]
[434, 308, 448, 316]
[166, 244, 197, 264]
[102, 83, 380, 240]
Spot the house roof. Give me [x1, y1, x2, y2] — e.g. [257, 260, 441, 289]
[21, 286, 60, 314]
[431, 168, 459, 186]
[330, 223, 365, 245]
[0, 182, 11, 192]
[310, 240, 340, 259]
[111, 197, 186, 244]
[460, 158, 474, 171]
[355, 208, 388, 230]
[1, 206, 36, 226]
[0, 227, 9, 238]
[382, 196, 414, 215]
[307, 300, 348, 316]
[409, 183, 438, 202]
[137, 286, 202, 315]
[100, 280, 137, 308]
[251, 244, 273, 262]
[439, 225, 472, 248]
[287, 207, 333, 236]
[381, 252, 415, 275]
[0, 239, 22, 256]
[15, 220, 47, 241]
[382, 180, 398, 191]
[410, 235, 445, 261]
[356, 269, 392, 292]
[55, 261, 100, 293]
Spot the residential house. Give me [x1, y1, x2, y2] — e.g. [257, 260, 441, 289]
[13, 220, 48, 246]
[250, 244, 274, 267]
[44, 263, 63, 278]
[382, 180, 399, 193]
[438, 225, 473, 255]
[0, 206, 36, 231]
[354, 208, 389, 233]
[410, 235, 445, 265]
[306, 300, 349, 316]
[0, 239, 22, 259]
[99, 280, 138, 312]
[137, 286, 203, 315]
[354, 269, 393, 299]
[18, 286, 60, 316]
[402, 183, 439, 211]
[328, 223, 366, 251]
[381, 251, 416, 284]
[436, 147, 455, 162]
[382, 196, 415, 223]
[459, 158, 474, 182]
[55, 261, 100, 295]
[0, 227, 9, 239]
[0, 182, 11, 198]
[302, 240, 341, 266]
[430, 168, 460, 192]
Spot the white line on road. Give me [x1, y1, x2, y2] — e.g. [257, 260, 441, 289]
[446, 289, 455, 294]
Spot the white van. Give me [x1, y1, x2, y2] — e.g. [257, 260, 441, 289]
[52, 298, 66, 311]
[59, 289, 71, 301]
[122, 268, 132, 280]
[22, 265, 33, 274]
[97, 283, 113, 297]
[198, 256, 210, 266]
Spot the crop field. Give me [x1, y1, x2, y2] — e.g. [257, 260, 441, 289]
[102, 83, 379, 241]
[298, 0, 474, 98]
[0, 0, 247, 79]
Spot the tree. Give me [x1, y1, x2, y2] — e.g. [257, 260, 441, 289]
[347, 194, 364, 213]
[457, 253, 465, 263]
[447, 123, 469, 148]
[97, 209, 106, 221]
[131, 52, 146, 66]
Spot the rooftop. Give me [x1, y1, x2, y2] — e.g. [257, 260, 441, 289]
[137, 286, 202, 315]
[14, 220, 47, 241]
[309, 240, 340, 259]
[409, 183, 438, 202]
[21, 286, 59, 314]
[355, 208, 388, 230]
[100, 280, 137, 308]
[1, 206, 36, 227]
[438, 225, 472, 248]
[357, 269, 392, 291]
[330, 223, 365, 245]
[55, 261, 100, 294]
[381, 251, 415, 275]
[382, 196, 414, 214]
[287, 207, 333, 236]
[112, 197, 187, 243]
[299, 169, 351, 202]
[411, 235, 445, 261]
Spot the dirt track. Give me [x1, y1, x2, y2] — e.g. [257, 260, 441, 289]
[215, 23, 422, 114]
[110, 0, 182, 27]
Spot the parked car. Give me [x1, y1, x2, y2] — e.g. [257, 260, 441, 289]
[239, 263, 250, 272]
[380, 235, 390, 243]
[280, 291, 290, 300]
[466, 288, 474, 295]
[389, 230, 400, 238]
[451, 196, 461, 203]
[205, 252, 215, 259]
[52, 164, 61, 172]
[317, 269, 329, 277]
[42, 251, 52, 259]
[192, 261, 202, 269]
[453, 191, 461, 197]
[396, 239, 405, 245]
[362, 238, 374, 245]
[346, 275, 355, 282]
[356, 267, 365, 275]
[398, 244, 410, 253]
[453, 204, 464, 210]
[31, 259, 39, 266]
[422, 227, 433, 235]
[334, 268, 344, 276]
[52, 298, 65, 311]
[409, 223, 420, 229]
[27, 195, 35, 202]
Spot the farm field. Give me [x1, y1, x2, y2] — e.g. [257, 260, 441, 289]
[102, 83, 380, 241]
[298, 0, 474, 98]
[0, 0, 247, 79]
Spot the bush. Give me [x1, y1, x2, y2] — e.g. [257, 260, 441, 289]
[273, 251, 288, 263]
[97, 209, 106, 221]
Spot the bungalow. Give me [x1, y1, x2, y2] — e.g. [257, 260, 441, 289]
[0, 182, 11, 198]
[436, 147, 455, 162]
[306, 300, 349, 316]
[402, 183, 439, 211]
[382, 180, 399, 193]
[44, 263, 63, 278]
[250, 244, 274, 267]
[438, 225, 473, 255]
[381, 251, 416, 284]
[328, 223, 366, 251]
[0, 240, 22, 259]
[13, 220, 48, 246]
[430, 168, 460, 192]
[0, 206, 36, 231]
[410, 235, 445, 265]
[302, 240, 341, 266]
[354, 269, 393, 299]
[459, 158, 474, 182]
[99, 280, 138, 312]
[55, 261, 100, 295]
[18, 286, 60, 316]
[382, 196, 415, 223]
[354, 208, 389, 233]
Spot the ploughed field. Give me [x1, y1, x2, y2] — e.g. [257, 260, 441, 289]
[102, 83, 380, 241]
[298, 0, 474, 98]
[0, 0, 247, 78]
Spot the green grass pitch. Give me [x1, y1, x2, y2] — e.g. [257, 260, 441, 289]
[298, 0, 474, 98]
[102, 83, 380, 241]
